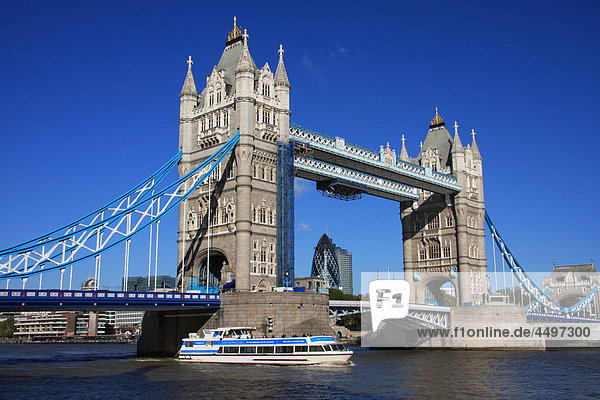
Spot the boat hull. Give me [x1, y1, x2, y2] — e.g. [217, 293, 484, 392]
[179, 352, 353, 365]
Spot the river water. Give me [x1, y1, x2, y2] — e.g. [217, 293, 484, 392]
[1, 344, 599, 399]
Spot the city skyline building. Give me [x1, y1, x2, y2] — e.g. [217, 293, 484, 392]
[311, 234, 341, 289]
[311, 233, 353, 293]
[122, 276, 176, 292]
[335, 247, 353, 295]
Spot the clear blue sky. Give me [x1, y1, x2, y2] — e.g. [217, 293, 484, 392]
[1, 1, 598, 292]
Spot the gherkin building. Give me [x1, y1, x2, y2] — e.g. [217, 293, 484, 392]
[311, 234, 341, 289]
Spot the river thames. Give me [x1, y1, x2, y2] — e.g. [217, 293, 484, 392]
[1, 344, 599, 399]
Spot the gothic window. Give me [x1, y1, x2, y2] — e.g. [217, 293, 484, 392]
[224, 110, 229, 127]
[268, 209, 273, 225]
[269, 168, 275, 182]
[431, 161, 437, 171]
[252, 253, 258, 273]
[270, 243, 275, 253]
[253, 165, 257, 178]
[262, 83, 271, 97]
[259, 208, 266, 224]
[252, 206, 257, 223]
[216, 91, 221, 103]
[228, 163, 235, 179]
[223, 208, 229, 224]
[216, 113, 221, 127]
[260, 167, 265, 180]
[260, 249, 267, 274]
[443, 241, 451, 258]
[209, 94, 214, 106]
[208, 115, 213, 129]
[428, 242, 441, 259]
[419, 246, 426, 261]
[263, 110, 271, 125]
[445, 213, 454, 228]
[256, 108, 260, 122]
[253, 241, 259, 251]
[201, 118, 206, 131]
[427, 214, 440, 230]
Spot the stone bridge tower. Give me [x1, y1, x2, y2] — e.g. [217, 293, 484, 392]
[400, 109, 487, 305]
[176, 19, 291, 292]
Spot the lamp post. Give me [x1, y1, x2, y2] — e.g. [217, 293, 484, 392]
[284, 270, 290, 291]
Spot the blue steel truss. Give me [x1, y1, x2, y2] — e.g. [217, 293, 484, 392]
[485, 211, 598, 315]
[290, 124, 460, 193]
[0, 132, 239, 280]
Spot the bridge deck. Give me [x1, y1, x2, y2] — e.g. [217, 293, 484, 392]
[0, 289, 220, 311]
[290, 125, 461, 195]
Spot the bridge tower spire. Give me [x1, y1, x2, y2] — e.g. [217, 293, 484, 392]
[179, 55, 198, 154]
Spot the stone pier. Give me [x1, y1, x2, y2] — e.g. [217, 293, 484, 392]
[201, 292, 333, 337]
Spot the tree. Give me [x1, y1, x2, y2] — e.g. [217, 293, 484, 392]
[328, 288, 360, 301]
[0, 318, 15, 338]
[336, 314, 361, 331]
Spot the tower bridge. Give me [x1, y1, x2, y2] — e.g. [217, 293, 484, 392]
[0, 18, 598, 354]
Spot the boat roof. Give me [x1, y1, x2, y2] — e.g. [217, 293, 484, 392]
[210, 327, 256, 331]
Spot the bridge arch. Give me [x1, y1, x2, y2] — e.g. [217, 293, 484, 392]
[422, 276, 458, 307]
[195, 248, 230, 289]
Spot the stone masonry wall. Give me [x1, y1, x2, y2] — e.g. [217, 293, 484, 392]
[201, 292, 334, 337]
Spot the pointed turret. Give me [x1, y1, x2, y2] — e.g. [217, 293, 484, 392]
[180, 55, 197, 97]
[274, 44, 290, 87]
[179, 56, 197, 153]
[235, 30, 255, 75]
[399, 134, 410, 162]
[451, 121, 464, 154]
[471, 129, 482, 160]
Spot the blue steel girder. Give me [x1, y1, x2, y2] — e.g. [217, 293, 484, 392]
[295, 155, 419, 202]
[290, 124, 461, 195]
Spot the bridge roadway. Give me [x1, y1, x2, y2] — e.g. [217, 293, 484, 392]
[290, 124, 461, 198]
[328, 300, 451, 328]
[0, 289, 220, 311]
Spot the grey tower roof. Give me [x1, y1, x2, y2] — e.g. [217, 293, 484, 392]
[416, 125, 453, 168]
[216, 38, 257, 89]
[416, 109, 453, 168]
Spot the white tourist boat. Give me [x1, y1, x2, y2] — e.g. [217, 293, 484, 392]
[178, 327, 353, 365]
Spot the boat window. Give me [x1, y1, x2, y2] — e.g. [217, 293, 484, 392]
[185, 341, 193, 348]
[217, 347, 224, 353]
[240, 346, 257, 354]
[332, 344, 345, 351]
[294, 346, 308, 353]
[224, 346, 239, 354]
[309, 345, 324, 352]
[276, 346, 293, 354]
[257, 346, 274, 354]
[325, 345, 335, 352]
